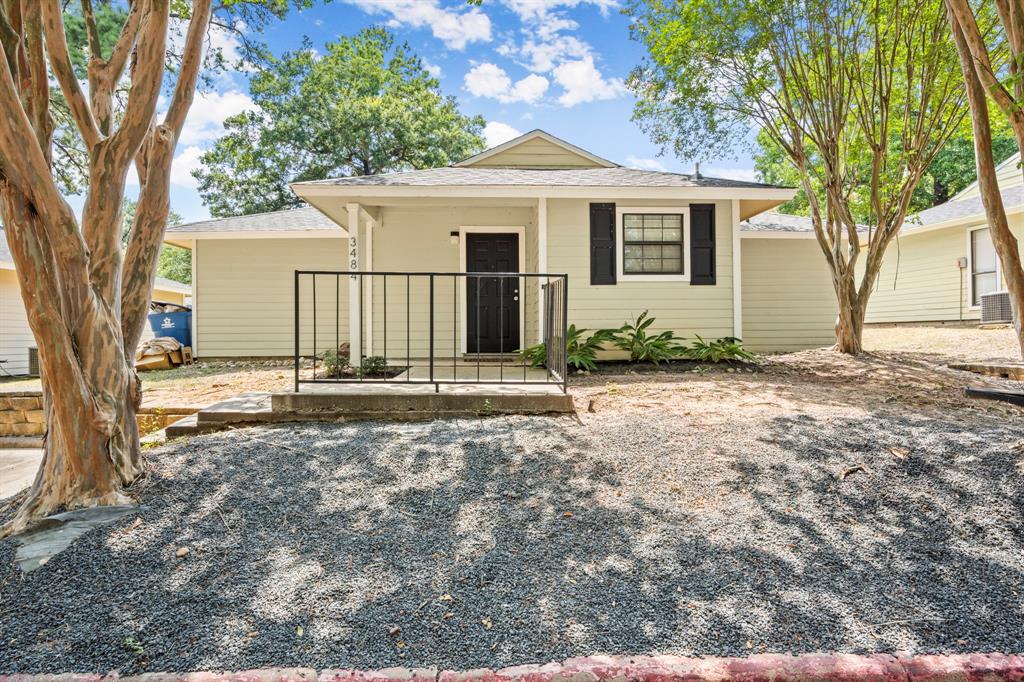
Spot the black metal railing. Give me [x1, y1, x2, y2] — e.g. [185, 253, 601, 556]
[294, 271, 568, 393]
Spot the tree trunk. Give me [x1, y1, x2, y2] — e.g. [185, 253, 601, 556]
[948, 6, 1024, 357]
[0, 192, 141, 538]
[833, 271, 866, 354]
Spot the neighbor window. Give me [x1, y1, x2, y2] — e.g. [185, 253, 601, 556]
[971, 227, 999, 306]
[622, 213, 684, 274]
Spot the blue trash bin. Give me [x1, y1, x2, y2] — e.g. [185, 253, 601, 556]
[148, 311, 192, 347]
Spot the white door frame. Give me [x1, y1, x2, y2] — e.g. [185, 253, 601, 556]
[458, 225, 527, 354]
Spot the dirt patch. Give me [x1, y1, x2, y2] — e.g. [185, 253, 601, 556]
[573, 348, 1024, 419]
[862, 325, 1021, 364]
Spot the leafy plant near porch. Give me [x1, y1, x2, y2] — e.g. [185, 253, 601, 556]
[681, 336, 758, 364]
[612, 311, 684, 364]
[519, 325, 618, 372]
[319, 349, 349, 378]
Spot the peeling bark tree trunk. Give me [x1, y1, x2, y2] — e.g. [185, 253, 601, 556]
[0, 0, 213, 537]
[946, 0, 1024, 357]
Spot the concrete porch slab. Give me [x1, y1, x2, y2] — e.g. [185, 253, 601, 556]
[274, 388, 573, 417]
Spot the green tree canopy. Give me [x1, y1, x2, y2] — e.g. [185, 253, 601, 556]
[755, 117, 1018, 218]
[628, 0, 967, 353]
[194, 27, 486, 217]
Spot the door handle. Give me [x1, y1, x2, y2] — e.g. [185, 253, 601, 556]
[513, 296, 519, 301]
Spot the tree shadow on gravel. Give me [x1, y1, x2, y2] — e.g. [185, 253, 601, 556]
[0, 407, 1022, 675]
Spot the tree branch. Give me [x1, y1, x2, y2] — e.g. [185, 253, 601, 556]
[110, 0, 168, 166]
[40, 0, 101, 150]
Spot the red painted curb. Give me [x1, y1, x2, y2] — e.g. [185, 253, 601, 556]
[4, 653, 1024, 682]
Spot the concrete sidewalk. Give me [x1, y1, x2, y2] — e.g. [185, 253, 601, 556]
[0, 448, 41, 499]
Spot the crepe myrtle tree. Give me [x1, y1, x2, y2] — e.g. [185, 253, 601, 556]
[0, 0, 306, 536]
[944, 0, 1024, 356]
[628, 0, 967, 353]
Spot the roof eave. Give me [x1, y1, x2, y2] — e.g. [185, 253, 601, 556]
[902, 201, 1024, 236]
[291, 183, 797, 201]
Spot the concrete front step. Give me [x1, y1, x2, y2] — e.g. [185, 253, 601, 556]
[273, 390, 573, 418]
[162, 388, 573, 438]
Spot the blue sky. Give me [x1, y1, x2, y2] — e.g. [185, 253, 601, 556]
[125, 0, 760, 222]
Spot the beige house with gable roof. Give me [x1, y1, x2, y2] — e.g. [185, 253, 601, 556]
[165, 130, 841, 367]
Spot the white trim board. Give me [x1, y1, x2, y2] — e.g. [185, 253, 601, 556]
[457, 226, 528, 355]
[614, 205, 692, 283]
[966, 224, 1006, 310]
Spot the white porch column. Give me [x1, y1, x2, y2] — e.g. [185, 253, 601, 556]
[347, 202, 362, 362]
[537, 196, 548, 343]
[732, 200, 743, 339]
[364, 218, 373, 356]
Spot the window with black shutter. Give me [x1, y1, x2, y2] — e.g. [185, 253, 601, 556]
[689, 204, 716, 285]
[590, 203, 616, 285]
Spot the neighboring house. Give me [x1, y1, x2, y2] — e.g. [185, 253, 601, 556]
[0, 228, 191, 376]
[165, 129, 842, 359]
[865, 153, 1024, 325]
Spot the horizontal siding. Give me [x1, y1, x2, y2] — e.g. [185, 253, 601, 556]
[742, 238, 837, 351]
[371, 206, 536, 357]
[547, 198, 735, 340]
[469, 138, 601, 168]
[863, 217, 1024, 324]
[197, 238, 348, 357]
[0, 270, 33, 375]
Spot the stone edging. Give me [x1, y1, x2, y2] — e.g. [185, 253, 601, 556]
[3, 653, 1024, 681]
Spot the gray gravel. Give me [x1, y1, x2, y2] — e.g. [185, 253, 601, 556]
[1, 408, 1023, 674]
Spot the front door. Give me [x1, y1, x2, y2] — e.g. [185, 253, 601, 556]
[466, 233, 520, 353]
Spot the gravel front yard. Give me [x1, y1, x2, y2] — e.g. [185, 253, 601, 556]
[2, 354, 1023, 674]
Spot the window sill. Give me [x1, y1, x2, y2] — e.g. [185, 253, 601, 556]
[618, 274, 691, 283]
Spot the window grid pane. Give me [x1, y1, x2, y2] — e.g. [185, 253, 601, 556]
[623, 213, 685, 274]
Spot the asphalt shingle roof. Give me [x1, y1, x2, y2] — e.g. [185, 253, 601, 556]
[296, 166, 789, 190]
[740, 212, 815, 232]
[907, 186, 1024, 228]
[166, 206, 340, 234]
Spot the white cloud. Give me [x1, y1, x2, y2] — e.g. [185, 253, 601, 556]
[464, 63, 549, 104]
[626, 155, 667, 172]
[170, 146, 205, 189]
[519, 34, 592, 72]
[552, 56, 626, 106]
[483, 122, 522, 148]
[345, 0, 491, 50]
[702, 166, 760, 182]
[423, 60, 443, 78]
[501, 0, 618, 22]
[175, 90, 254, 146]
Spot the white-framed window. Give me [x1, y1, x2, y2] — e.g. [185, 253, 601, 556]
[615, 206, 691, 282]
[968, 226, 1002, 307]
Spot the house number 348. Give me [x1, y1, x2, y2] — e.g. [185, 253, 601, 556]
[348, 237, 358, 276]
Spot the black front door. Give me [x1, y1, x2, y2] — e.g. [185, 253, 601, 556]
[466, 233, 520, 353]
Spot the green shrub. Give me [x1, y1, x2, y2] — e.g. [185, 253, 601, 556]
[612, 310, 683, 363]
[319, 349, 349, 377]
[359, 355, 388, 376]
[682, 335, 758, 364]
[518, 324, 617, 372]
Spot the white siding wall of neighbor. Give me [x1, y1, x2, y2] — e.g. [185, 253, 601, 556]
[864, 217, 1024, 324]
[546, 198, 735, 343]
[741, 238, 837, 351]
[196, 237, 348, 357]
[0, 269, 33, 375]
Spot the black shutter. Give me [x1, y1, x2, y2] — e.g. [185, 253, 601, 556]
[590, 203, 616, 285]
[690, 203, 716, 285]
